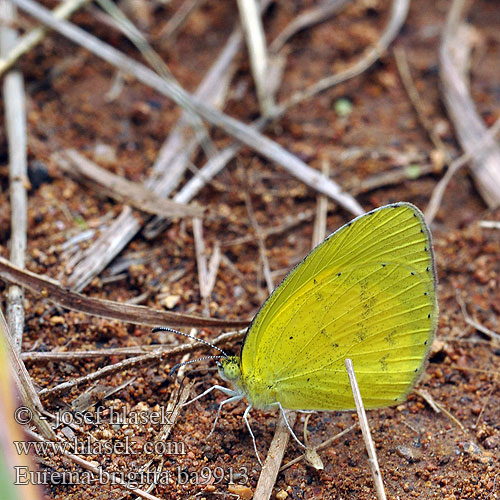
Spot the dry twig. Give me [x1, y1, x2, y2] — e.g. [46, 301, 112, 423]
[312, 159, 330, 248]
[139, 0, 410, 242]
[0, 308, 56, 439]
[253, 412, 297, 500]
[192, 218, 210, 316]
[54, 149, 204, 218]
[0, 0, 92, 75]
[270, 0, 351, 53]
[1, 0, 27, 351]
[394, 46, 450, 159]
[278, 0, 410, 113]
[345, 359, 387, 500]
[157, 0, 205, 43]
[37, 329, 245, 398]
[415, 389, 464, 432]
[425, 118, 500, 224]
[456, 291, 500, 344]
[439, 0, 500, 209]
[280, 423, 357, 472]
[244, 190, 274, 294]
[65, 19, 249, 291]
[0, 256, 249, 329]
[12, 0, 363, 217]
[236, 0, 273, 115]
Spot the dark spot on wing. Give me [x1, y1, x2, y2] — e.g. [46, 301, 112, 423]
[386, 329, 396, 346]
[380, 354, 388, 371]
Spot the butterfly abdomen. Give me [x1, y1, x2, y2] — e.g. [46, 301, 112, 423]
[243, 373, 279, 410]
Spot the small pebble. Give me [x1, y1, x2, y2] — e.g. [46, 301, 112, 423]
[227, 484, 253, 500]
[164, 295, 180, 309]
[396, 445, 421, 463]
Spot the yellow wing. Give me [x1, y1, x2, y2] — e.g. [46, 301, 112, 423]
[240, 203, 437, 410]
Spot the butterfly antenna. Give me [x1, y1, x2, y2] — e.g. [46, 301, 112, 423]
[170, 355, 225, 376]
[152, 326, 229, 358]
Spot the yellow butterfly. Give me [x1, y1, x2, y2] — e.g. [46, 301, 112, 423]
[155, 202, 438, 462]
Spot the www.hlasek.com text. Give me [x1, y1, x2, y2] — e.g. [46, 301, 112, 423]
[14, 437, 185, 456]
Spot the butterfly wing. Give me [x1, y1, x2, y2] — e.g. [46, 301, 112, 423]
[240, 203, 437, 410]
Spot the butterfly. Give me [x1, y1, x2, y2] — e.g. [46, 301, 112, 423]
[155, 202, 438, 463]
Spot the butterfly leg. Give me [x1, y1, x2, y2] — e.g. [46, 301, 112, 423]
[276, 402, 306, 448]
[182, 384, 238, 407]
[242, 405, 263, 466]
[207, 394, 244, 438]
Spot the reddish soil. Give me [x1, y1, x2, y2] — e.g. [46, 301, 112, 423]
[1, 0, 499, 499]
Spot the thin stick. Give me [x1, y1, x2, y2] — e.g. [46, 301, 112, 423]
[253, 411, 297, 500]
[479, 221, 500, 229]
[95, 0, 215, 160]
[270, 0, 351, 53]
[439, 0, 500, 209]
[473, 375, 497, 429]
[278, 0, 409, 113]
[425, 118, 500, 224]
[456, 291, 500, 343]
[236, 0, 273, 115]
[66, 16, 259, 291]
[0, 307, 56, 439]
[205, 243, 221, 300]
[0, 0, 92, 75]
[220, 252, 265, 304]
[157, 0, 206, 43]
[192, 218, 210, 315]
[22, 330, 246, 362]
[138, 0, 409, 237]
[244, 190, 274, 294]
[312, 159, 329, 248]
[350, 162, 437, 195]
[415, 389, 464, 432]
[1, 0, 27, 352]
[280, 423, 357, 472]
[394, 46, 450, 159]
[345, 358, 387, 500]
[54, 149, 204, 218]
[0, 256, 249, 329]
[37, 329, 245, 399]
[22, 345, 189, 362]
[12, 0, 363, 218]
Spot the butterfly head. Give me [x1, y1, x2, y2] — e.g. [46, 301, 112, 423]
[217, 356, 242, 383]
